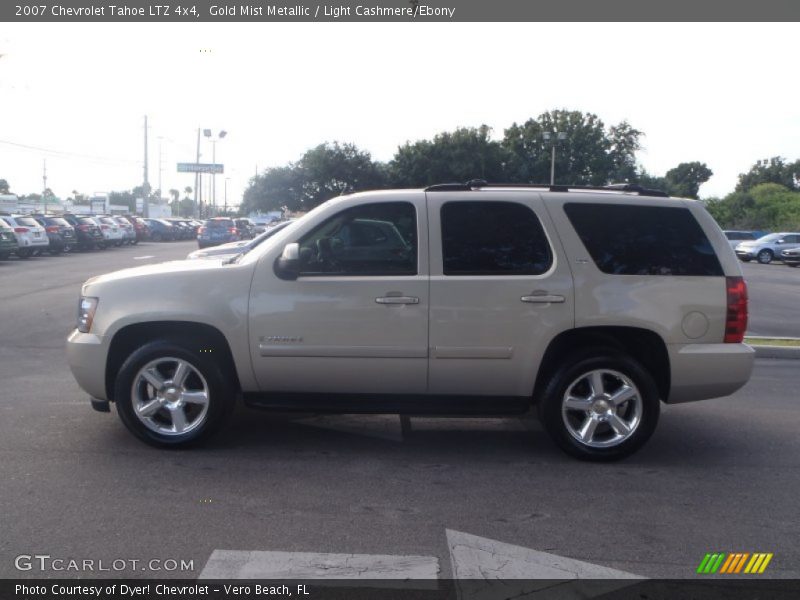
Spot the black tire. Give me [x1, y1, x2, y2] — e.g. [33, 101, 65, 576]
[16, 248, 31, 259]
[49, 247, 62, 256]
[114, 339, 235, 447]
[757, 249, 773, 264]
[739, 257, 751, 262]
[152, 232, 162, 242]
[0, 252, 9, 260]
[786, 262, 799, 268]
[538, 348, 660, 461]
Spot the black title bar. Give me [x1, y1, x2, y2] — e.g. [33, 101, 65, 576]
[3, 0, 800, 22]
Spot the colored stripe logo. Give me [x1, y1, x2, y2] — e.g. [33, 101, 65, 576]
[697, 552, 773, 574]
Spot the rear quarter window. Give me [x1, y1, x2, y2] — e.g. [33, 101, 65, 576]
[564, 203, 723, 276]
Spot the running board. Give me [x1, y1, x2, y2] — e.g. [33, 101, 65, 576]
[242, 392, 532, 416]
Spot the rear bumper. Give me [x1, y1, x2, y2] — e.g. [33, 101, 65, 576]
[66, 329, 109, 401]
[666, 343, 755, 403]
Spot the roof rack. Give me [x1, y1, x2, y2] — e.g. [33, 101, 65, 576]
[425, 181, 669, 198]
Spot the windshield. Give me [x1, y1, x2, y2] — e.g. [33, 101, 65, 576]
[756, 233, 782, 242]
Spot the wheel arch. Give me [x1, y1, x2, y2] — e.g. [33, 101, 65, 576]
[105, 321, 241, 401]
[533, 326, 670, 404]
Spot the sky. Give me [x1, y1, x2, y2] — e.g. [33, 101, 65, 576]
[1, 22, 798, 206]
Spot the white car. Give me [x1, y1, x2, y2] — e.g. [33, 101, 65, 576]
[113, 216, 137, 245]
[92, 216, 126, 247]
[2, 214, 49, 258]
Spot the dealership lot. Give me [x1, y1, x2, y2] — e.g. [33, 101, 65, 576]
[1, 242, 798, 579]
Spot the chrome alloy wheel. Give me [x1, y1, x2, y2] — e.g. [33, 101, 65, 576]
[131, 357, 210, 436]
[561, 369, 643, 448]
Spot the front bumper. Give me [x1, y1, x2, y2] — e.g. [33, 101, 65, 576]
[735, 249, 755, 259]
[666, 343, 755, 403]
[66, 329, 109, 401]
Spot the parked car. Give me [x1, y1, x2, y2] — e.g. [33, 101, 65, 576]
[68, 183, 754, 461]
[781, 246, 800, 267]
[144, 218, 178, 242]
[187, 220, 296, 260]
[119, 215, 149, 243]
[61, 214, 105, 250]
[0, 217, 20, 259]
[234, 218, 256, 239]
[197, 217, 241, 248]
[1, 214, 49, 258]
[112, 216, 137, 245]
[722, 230, 756, 249]
[30, 214, 77, 255]
[93, 216, 126, 247]
[735, 232, 800, 263]
[170, 219, 197, 240]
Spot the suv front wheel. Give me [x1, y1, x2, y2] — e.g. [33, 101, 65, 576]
[539, 349, 660, 461]
[114, 340, 235, 447]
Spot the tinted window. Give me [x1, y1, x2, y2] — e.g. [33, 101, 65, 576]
[564, 203, 723, 276]
[78, 217, 96, 225]
[207, 219, 233, 229]
[441, 201, 552, 276]
[298, 202, 416, 276]
[47, 217, 70, 227]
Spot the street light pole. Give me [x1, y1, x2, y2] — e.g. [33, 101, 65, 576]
[203, 129, 227, 218]
[224, 177, 230, 215]
[542, 131, 567, 185]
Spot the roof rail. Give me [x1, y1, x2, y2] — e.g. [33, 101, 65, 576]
[425, 181, 669, 198]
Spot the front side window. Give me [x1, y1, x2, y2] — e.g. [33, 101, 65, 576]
[564, 203, 723, 276]
[297, 202, 417, 276]
[441, 201, 552, 276]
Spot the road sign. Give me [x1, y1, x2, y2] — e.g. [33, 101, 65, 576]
[177, 162, 224, 174]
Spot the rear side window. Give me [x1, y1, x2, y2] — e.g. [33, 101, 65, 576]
[15, 217, 39, 227]
[441, 201, 552, 275]
[564, 203, 723, 276]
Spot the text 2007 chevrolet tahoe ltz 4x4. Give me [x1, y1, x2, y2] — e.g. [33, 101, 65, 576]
[67, 183, 754, 460]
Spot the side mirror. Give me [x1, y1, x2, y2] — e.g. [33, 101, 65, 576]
[274, 242, 300, 281]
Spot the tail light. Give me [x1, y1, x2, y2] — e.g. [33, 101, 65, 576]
[46, 226, 59, 233]
[198, 226, 206, 234]
[229, 227, 237, 234]
[78, 224, 89, 232]
[14, 227, 29, 233]
[101, 225, 109, 230]
[724, 276, 748, 343]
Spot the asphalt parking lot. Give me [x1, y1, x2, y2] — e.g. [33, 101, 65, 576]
[0, 242, 798, 580]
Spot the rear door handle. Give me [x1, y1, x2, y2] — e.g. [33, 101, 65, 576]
[376, 296, 419, 305]
[521, 293, 565, 304]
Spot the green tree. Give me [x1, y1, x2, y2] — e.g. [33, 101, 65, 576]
[664, 162, 713, 199]
[388, 125, 510, 187]
[242, 142, 385, 214]
[0, 179, 10, 194]
[502, 110, 642, 185]
[736, 157, 800, 192]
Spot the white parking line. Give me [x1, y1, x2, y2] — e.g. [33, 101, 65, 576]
[133, 255, 155, 260]
[447, 529, 642, 580]
[199, 550, 439, 584]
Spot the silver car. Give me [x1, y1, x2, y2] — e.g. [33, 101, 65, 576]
[735, 232, 800, 264]
[187, 220, 296, 260]
[2, 214, 50, 258]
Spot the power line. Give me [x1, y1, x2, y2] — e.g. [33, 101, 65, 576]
[0, 138, 139, 165]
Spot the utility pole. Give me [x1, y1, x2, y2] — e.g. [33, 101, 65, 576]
[42, 159, 47, 214]
[157, 136, 163, 202]
[143, 115, 150, 217]
[195, 127, 201, 218]
[224, 177, 230, 215]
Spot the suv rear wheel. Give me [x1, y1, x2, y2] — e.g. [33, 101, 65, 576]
[538, 349, 660, 461]
[114, 340, 235, 447]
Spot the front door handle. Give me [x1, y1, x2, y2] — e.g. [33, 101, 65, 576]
[521, 292, 565, 304]
[376, 296, 419, 305]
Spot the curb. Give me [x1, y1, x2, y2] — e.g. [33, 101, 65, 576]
[753, 345, 800, 360]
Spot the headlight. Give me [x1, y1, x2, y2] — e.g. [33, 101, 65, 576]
[77, 297, 99, 333]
